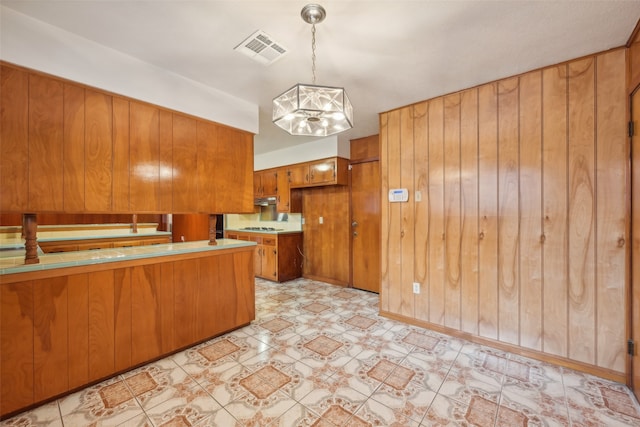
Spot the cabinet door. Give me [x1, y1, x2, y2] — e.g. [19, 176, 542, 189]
[130, 101, 160, 212]
[88, 270, 115, 382]
[158, 110, 173, 212]
[309, 159, 336, 184]
[262, 238, 278, 280]
[214, 126, 254, 212]
[85, 89, 113, 212]
[112, 97, 130, 212]
[63, 84, 85, 212]
[0, 65, 29, 211]
[1, 281, 34, 416]
[288, 164, 309, 187]
[29, 74, 64, 211]
[277, 167, 290, 212]
[196, 121, 217, 213]
[261, 170, 278, 196]
[173, 115, 198, 212]
[254, 173, 263, 197]
[174, 259, 199, 348]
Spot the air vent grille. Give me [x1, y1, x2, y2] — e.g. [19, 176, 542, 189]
[234, 30, 288, 65]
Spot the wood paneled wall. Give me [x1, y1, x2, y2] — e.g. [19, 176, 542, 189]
[380, 48, 628, 378]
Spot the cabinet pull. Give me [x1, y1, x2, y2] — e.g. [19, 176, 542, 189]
[540, 234, 546, 243]
[618, 237, 625, 248]
[479, 231, 484, 240]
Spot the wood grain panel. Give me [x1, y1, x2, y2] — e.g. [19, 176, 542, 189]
[542, 64, 569, 357]
[0, 282, 33, 415]
[400, 106, 415, 318]
[112, 97, 130, 212]
[478, 83, 499, 340]
[172, 114, 198, 212]
[350, 134, 379, 161]
[444, 94, 461, 329]
[159, 263, 175, 353]
[232, 250, 256, 324]
[428, 98, 445, 325]
[386, 110, 403, 312]
[632, 73, 640, 399]
[459, 88, 479, 334]
[33, 277, 68, 400]
[215, 126, 254, 213]
[67, 273, 89, 389]
[413, 102, 430, 321]
[497, 77, 520, 345]
[130, 101, 159, 212]
[63, 84, 85, 212]
[159, 110, 173, 212]
[131, 264, 162, 365]
[114, 268, 132, 371]
[29, 74, 64, 211]
[197, 257, 218, 340]
[0, 65, 29, 211]
[595, 50, 626, 372]
[88, 270, 115, 381]
[174, 259, 199, 348]
[518, 71, 543, 351]
[567, 58, 596, 365]
[85, 89, 113, 212]
[380, 113, 390, 311]
[196, 120, 217, 213]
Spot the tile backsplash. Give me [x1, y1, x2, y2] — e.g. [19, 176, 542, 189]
[225, 213, 302, 231]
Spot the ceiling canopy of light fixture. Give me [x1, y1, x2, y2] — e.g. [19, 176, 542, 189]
[272, 3, 353, 137]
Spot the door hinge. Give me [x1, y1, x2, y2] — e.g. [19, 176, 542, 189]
[628, 339, 635, 356]
[629, 121, 635, 138]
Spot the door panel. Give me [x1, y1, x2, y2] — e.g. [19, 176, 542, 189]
[351, 161, 380, 293]
[632, 87, 640, 402]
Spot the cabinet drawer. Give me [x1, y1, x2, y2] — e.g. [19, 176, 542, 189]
[263, 237, 276, 246]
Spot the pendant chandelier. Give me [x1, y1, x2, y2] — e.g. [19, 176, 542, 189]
[272, 4, 353, 136]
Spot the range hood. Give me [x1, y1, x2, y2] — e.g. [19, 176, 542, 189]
[254, 197, 277, 206]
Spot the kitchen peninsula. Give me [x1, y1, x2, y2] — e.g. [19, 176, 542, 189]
[0, 238, 256, 417]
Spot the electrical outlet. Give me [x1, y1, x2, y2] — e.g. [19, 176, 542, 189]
[413, 282, 420, 294]
[319, 216, 324, 224]
[415, 190, 422, 202]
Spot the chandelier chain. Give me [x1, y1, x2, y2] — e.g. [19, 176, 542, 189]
[311, 23, 316, 84]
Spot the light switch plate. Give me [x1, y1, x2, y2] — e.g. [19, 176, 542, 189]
[413, 282, 420, 294]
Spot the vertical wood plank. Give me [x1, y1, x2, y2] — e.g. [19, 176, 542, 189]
[29, 74, 64, 211]
[595, 49, 626, 372]
[159, 110, 173, 212]
[0, 65, 29, 211]
[112, 97, 130, 212]
[196, 121, 217, 213]
[88, 270, 114, 381]
[478, 83, 499, 339]
[215, 127, 254, 213]
[131, 264, 161, 365]
[460, 88, 479, 334]
[63, 84, 85, 212]
[130, 101, 159, 212]
[33, 277, 68, 400]
[428, 98, 445, 325]
[567, 58, 596, 365]
[0, 282, 33, 414]
[519, 70, 543, 351]
[114, 268, 132, 371]
[174, 259, 199, 348]
[498, 77, 520, 345]
[542, 64, 568, 357]
[414, 102, 430, 322]
[172, 114, 198, 212]
[380, 113, 390, 312]
[159, 262, 175, 353]
[387, 110, 403, 314]
[444, 94, 462, 329]
[197, 257, 218, 340]
[85, 89, 113, 212]
[400, 106, 415, 318]
[67, 273, 89, 389]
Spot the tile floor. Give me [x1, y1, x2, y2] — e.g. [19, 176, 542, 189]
[3, 277, 640, 426]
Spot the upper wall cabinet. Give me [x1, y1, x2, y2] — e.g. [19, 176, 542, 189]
[0, 62, 255, 214]
[254, 169, 278, 197]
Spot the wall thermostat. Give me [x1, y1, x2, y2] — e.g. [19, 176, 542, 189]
[388, 188, 409, 202]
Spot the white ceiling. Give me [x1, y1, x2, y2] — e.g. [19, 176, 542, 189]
[2, 1, 639, 155]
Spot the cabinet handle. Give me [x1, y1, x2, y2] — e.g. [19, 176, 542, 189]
[540, 234, 546, 243]
[479, 231, 484, 240]
[306, 174, 309, 181]
[618, 237, 625, 248]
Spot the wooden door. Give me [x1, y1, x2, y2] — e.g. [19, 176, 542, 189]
[631, 87, 640, 402]
[351, 161, 380, 293]
[262, 237, 278, 280]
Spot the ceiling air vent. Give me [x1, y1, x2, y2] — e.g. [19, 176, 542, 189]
[234, 30, 288, 65]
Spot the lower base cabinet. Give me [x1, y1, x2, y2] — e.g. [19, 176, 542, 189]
[226, 231, 303, 282]
[0, 246, 254, 418]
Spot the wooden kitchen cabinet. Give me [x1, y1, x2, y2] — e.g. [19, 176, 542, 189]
[287, 164, 310, 187]
[0, 61, 255, 215]
[225, 231, 302, 282]
[254, 169, 278, 197]
[38, 235, 171, 253]
[309, 157, 348, 185]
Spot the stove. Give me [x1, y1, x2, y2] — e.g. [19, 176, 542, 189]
[241, 227, 283, 231]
